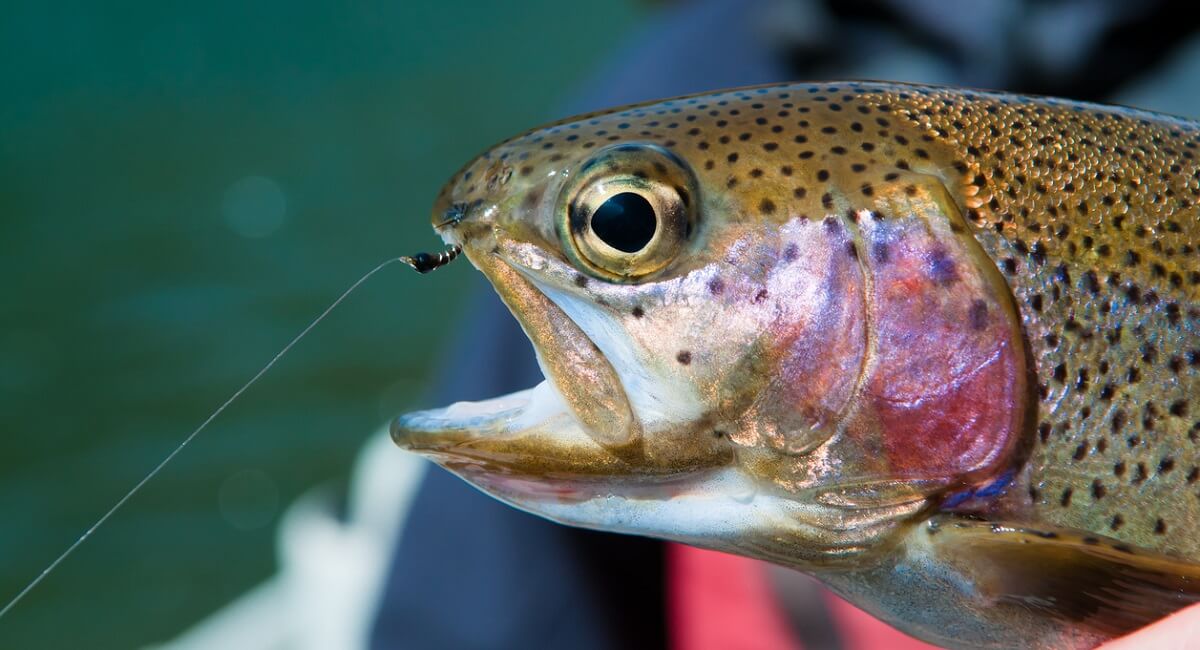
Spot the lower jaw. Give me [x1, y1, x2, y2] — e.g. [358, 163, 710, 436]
[443, 462, 608, 504]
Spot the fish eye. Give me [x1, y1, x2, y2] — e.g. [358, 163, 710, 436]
[590, 192, 657, 253]
[559, 143, 696, 281]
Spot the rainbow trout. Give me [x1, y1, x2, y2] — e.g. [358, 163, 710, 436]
[392, 82, 1200, 648]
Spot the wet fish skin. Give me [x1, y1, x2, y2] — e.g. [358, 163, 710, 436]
[393, 82, 1200, 648]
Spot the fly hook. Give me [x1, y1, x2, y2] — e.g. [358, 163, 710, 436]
[401, 244, 462, 273]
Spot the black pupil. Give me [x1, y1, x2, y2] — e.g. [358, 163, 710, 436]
[590, 192, 657, 253]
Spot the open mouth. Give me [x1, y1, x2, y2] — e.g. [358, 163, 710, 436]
[392, 366, 756, 532]
[389, 236, 743, 524]
[391, 243, 640, 478]
[388, 240, 761, 539]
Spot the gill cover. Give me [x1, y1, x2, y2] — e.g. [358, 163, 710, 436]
[844, 172, 1027, 488]
[731, 171, 1027, 506]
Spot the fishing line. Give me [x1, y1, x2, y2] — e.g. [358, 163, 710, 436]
[0, 246, 461, 620]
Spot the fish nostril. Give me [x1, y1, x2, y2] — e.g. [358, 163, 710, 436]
[435, 201, 469, 230]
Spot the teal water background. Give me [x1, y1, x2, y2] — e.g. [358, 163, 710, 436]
[0, 2, 641, 647]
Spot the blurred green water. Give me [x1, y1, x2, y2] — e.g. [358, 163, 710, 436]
[0, 2, 642, 647]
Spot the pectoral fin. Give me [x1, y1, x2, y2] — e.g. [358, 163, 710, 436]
[920, 514, 1200, 637]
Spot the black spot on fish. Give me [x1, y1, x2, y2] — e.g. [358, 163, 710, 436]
[783, 244, 799, 262]
[1159, 457, 1176, 474]
[1132, 463, 1148, 484]
[1030, 242, 1047, 265]
[707, 278, 725, 295]
[872, 242, 890, 263]
[1054, 264, 1071, 285]
[574, 274, 589, 288]
[631, 306, 644, 319]
[676, 351, 692, 365]
[969, 300, 988, 330]
[928, 249, 959, 285]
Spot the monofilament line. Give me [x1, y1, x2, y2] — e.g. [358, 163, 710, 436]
[0, 256, 410, 620]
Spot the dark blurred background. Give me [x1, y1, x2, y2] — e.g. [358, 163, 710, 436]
[0, 2, 644, 647]
[6, 1, 1200, 648]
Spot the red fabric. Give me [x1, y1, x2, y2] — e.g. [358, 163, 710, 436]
[667, 543, 937, 650]
[668, 543, 802, 650]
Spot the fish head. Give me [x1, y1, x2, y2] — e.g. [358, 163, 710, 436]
[394, 87, 1027, 563]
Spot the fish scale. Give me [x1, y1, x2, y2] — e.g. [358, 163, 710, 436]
[402, 82, 1200, 648]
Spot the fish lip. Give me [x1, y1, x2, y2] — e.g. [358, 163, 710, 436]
[449, 463, 731, 510]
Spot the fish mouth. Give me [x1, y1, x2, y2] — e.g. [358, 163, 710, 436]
[391, 378, 622, 476]
[393, 378, 665, 504]
[392, 366, 771, 540]
[391, 238, 642, 487]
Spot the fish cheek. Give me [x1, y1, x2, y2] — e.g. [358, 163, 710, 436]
[851, 176, 1027, 485]
[729, 222, 868, 456]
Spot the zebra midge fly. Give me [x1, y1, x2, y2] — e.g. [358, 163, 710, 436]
[401, 244, 462, 274]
